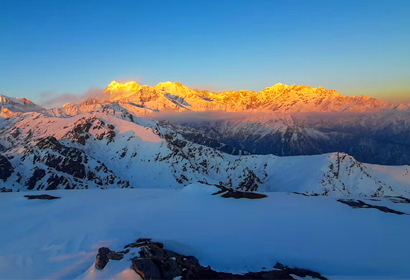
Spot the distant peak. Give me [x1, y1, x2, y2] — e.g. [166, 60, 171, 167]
[0, 94, 44, 112]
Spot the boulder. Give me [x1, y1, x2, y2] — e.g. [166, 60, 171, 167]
[95, 247, 111, 270]
[95, 247, 124, 270]
[24, 194, 60, 200]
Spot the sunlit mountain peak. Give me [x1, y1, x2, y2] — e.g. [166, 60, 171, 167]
[154, 81, 194, 96]
[101, 80, 395, 113]
[104, 80, 143, 100]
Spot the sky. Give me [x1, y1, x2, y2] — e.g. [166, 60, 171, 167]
[1, 0, 409, 106]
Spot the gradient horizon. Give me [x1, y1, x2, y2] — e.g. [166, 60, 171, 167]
[1, 0, 409, 105]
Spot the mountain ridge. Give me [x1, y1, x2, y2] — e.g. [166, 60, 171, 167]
[103, 80, 399, 113]
[0, 103, 409, 196]
[0, 94, 44, 113]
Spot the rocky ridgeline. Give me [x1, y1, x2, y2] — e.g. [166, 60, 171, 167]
[95, 238, 327, 280]
[0, 135, 130, 191]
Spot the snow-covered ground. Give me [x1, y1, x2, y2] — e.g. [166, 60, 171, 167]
[0, 184, 409, 279]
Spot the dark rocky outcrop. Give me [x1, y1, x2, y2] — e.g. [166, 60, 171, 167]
[212, 186, 267, 199]
[96, 238, 327, 280]
[26, 168, 46, 190]
[24, 194, 61, 200]
[95, 247, 125, 270]
[46, 174, 70, 190]
[338, 199, 408, 215]
[35, 136, 62, 151]
[0, 154, 14, 181]
[132, 258, 162, 280]
[43, 148, 87, 179]
[0, 187, 12, 192]
[237, 170, 262, 192]
[199, 181, 267, 199]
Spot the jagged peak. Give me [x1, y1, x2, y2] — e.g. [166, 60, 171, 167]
[105, 80, 341, 97]
[104, 80, 143, 101]
[105, 80, 142, 90]
[99, 80, 396, 113]
[154, 81, 193, 95]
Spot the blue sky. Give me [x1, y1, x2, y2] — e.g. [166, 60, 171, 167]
[1, 0, 409, 106]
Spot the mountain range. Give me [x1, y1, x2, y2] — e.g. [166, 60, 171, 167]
[48, 81, 410, 165]
[103, 80, 409, 113]
[0, 81, 409, 194]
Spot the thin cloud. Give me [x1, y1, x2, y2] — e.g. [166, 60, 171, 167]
[152, 110, 278, 123]
[151, 109, 410, 124]
[39, 87, 106, 109]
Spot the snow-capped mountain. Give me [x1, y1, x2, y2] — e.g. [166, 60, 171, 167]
[0, 94, 44, 113]
[0, 103, 409, 196]
[103, 80, 398, 113]
[0, 82, 409, 194]
[166, 110, 410, 165]
[33, 81, 410, 166]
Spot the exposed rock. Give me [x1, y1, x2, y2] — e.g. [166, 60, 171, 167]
[212, 186, 267, 199]
[338, 199, 407, 215]
[97, 238, 327, 280]
[26, 168, 46, 190]
[95, 247, 124, 270]
[200, 181, 267, 199]
[46, 174, 70, 190]
[35, 136, 62, 151]
[0, 154, 14, 181]
[0, 187, 12, 192]
[132, 258, 162, 280]
[24, 194, 61, 200]
[237, 170, 262, 192]
[43, 148, 86, 179]
[95, 247, 112, 270]
[220, 189, 267, 199]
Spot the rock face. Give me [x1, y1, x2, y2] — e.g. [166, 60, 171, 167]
[96, 238, 328, 280]
[132, 258, 162, 280]
[0, 131, 130, 191]
[0, 154, 14, 180]
[95, 247, 125, 270]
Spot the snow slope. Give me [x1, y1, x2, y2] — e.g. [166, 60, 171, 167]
[0, 185, 409, 279]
